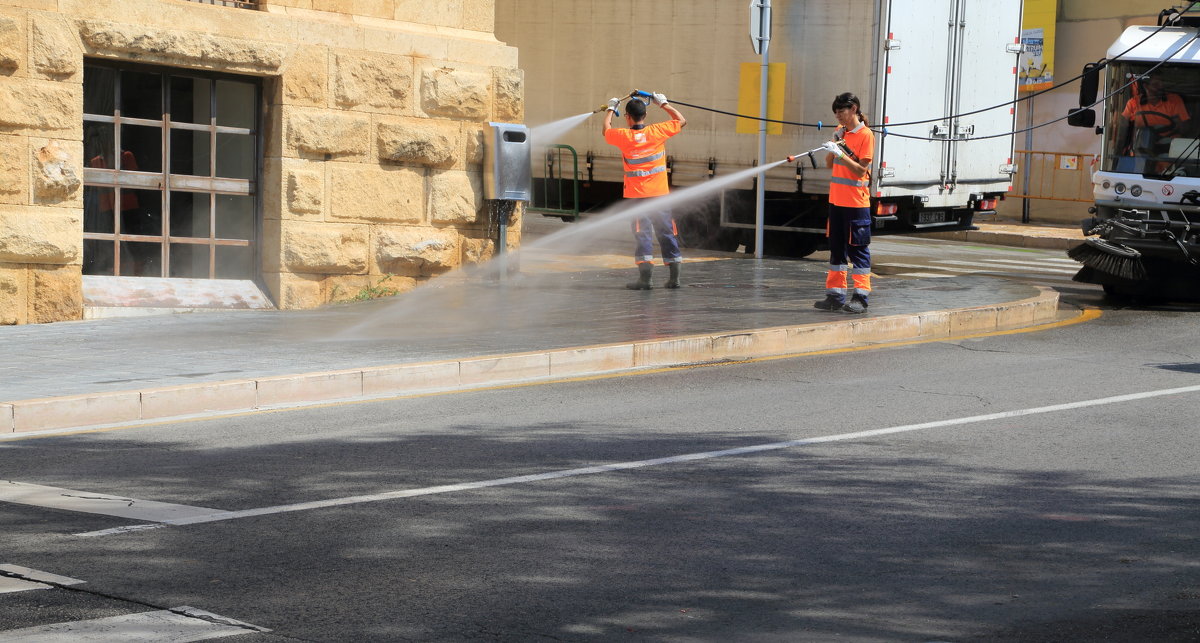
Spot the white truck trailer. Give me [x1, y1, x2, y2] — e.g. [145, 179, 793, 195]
[1066, 5, 1200, 300]
[494, 0, 1024, 256]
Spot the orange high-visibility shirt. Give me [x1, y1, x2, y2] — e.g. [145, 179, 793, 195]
[1122, 93, 1190, 132]
[604, 120, 683, 198]
[829, 123, 875, 209]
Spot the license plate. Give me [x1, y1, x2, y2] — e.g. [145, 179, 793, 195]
[918, 211, 947, 224]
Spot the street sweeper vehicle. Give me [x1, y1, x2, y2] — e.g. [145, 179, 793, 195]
[494, 0, 1023, 257]
[1066, 5, 1200, 300]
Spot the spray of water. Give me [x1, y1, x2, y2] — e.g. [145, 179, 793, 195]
[524, 159, 790, 253]
[329, 157, 795, 340]
[529, 112, 596, 148]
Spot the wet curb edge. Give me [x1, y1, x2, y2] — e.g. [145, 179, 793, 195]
[1, 288, 1060, 434]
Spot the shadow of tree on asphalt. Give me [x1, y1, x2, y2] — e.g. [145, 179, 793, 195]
[3, 417, 1200, 641]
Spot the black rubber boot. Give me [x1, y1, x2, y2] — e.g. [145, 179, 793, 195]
[665, 262, 681, 289]
[813, 294, 842, 311]
[842, 294, 869, 314]
[626, 263, 653, 290]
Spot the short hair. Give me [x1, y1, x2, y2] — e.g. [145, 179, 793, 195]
[626, 98, 647, 119]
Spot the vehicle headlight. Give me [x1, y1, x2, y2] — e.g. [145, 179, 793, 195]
[1130, 185, 1143, 197]
[1114, 183, 1126, 194]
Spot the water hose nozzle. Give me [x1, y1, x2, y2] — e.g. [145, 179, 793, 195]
[787, 147, 825, 168]
[630, 89, 653, 99]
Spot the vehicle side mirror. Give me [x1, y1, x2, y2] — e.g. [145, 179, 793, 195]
[1068, 107, 1096, 128]
[1079, 62, 1101, 106]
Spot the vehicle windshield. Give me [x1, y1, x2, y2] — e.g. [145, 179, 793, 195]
[1102, 62, 1200, 178]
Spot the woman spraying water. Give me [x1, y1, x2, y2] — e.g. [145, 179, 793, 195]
[814, 92, 876, 314]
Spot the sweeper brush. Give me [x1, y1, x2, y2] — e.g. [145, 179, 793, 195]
[1067, 238, 1148, 280]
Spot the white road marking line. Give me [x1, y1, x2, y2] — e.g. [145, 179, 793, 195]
[76, 384, 1200, 538]
[981, 257, 1081, 266]
[0, 565, 84, 594]
[0, 481, 223, 522]
[877, 262, 964, 272]
[892, 272, 956, 279]
[935, 259, 1079, 275]
[0, 606, 268, 641]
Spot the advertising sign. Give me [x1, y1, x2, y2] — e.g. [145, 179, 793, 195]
[1020, 0, 1057, 92]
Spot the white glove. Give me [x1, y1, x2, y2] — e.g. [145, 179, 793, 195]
[652, 92, 668, 106]
[607, 97, 621, 113]
[821, 140, 845, 159]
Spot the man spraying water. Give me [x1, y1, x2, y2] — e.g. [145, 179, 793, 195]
[602, 91, 688, 290]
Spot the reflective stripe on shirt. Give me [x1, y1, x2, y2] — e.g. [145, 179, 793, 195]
[831, 176, 869, 188]
[624, 151, 665, 165]
[626, 165, 667, 178]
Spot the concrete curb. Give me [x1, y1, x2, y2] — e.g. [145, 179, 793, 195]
[2, 288, 1060, 434]
[918, 228, 1081, 251]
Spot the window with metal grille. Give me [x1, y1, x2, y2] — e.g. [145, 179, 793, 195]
[82, 63, 260, 280]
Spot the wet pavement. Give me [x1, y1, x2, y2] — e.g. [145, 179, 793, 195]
[1, 259, 1037, 403]
[0, 218, 1081, 432]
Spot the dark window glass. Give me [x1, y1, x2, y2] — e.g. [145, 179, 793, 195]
[83, 187, 115, 233]
[119, 125, 162, 173]
[215, 245, 252, 280]
[83, 66, 115, 115]
[216, 194, 254, 240]
[216, 133, 254, 179]
[170, 76, 211, 124]
[119, 189, 162, 237]
[83, 239, 115, 276]
[170, 129, 211, 176]
[169, 243, 210, 279]
[170, 192, 211, 239]
[84, 122, 115, 169]
[120, 241, 161, 277]
[120, 71, 162, 120]
[216, 80, 256, 129]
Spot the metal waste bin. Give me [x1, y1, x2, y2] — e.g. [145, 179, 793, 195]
[484, 122, 531, 202]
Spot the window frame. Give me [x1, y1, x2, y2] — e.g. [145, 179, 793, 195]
[82, 60, 262, 280]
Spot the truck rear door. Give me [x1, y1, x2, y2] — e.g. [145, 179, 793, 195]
[950, 0, 1022, 193]
[878, 0, 1021, 206]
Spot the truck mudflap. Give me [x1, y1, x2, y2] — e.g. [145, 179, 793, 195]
[1069, 206, 1200, 300]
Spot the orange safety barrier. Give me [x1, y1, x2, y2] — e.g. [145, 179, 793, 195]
[1009, 150, 1096, 203]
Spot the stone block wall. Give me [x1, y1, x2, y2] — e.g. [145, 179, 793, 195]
[0, 0, 521, 323]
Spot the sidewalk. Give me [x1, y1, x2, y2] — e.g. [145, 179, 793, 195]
[923, 218, 1086, 250]
[0, 220, 1078, 435]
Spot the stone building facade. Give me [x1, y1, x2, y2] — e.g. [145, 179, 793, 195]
[0, 0, 522, 324]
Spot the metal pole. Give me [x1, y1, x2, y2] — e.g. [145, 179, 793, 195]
[498, 201, 510, 283]
[754, 0, 770, 259]
[1021, 93, 1034, 223]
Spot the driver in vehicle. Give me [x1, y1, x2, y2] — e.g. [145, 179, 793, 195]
[1122, 73, 1191, 159]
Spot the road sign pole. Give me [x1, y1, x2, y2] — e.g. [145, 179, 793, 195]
[750, 0, 771, 259]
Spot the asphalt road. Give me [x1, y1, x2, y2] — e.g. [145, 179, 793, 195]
[2, 265, 1198, 640]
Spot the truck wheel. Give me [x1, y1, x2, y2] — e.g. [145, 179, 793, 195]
[757, 233, 820, 259]
[1101, 283, 1134, 302]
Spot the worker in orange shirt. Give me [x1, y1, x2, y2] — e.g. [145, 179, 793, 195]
[1122, 73, 1190, 157]
[815, 92, 876, 314]
[603, 92, 687, 290]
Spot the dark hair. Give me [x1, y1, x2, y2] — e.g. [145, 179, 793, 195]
[625, 98, 647, 119]
[832, 92, 868, 125]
